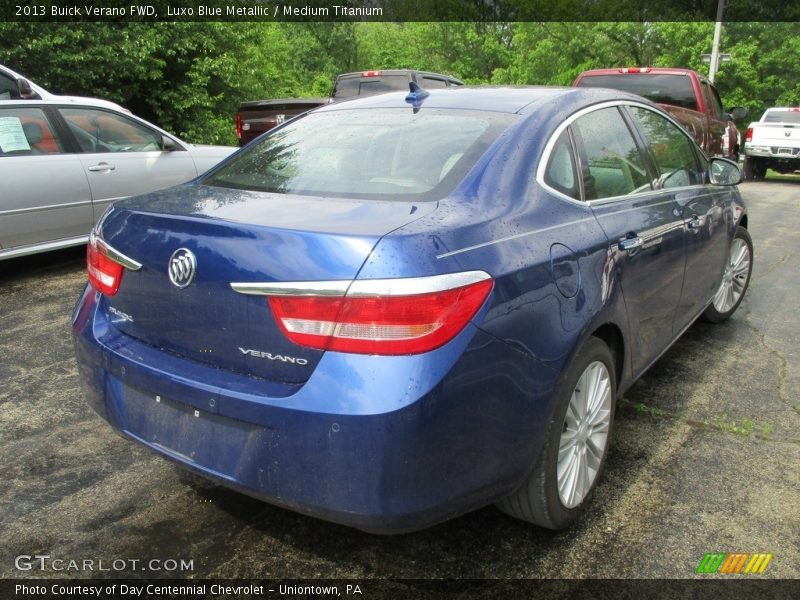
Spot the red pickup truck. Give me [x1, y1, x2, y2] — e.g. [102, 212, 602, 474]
[574, 67, 746, 160]
[236, 70, 464, 145]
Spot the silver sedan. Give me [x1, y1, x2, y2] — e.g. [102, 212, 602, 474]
[0, 98, 236, 259]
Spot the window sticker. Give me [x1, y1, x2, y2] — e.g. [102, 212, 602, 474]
[0, 117, 32, 152]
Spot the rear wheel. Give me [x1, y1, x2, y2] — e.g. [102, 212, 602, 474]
[744, 156, 766, 181]
[702, 226, 753, 323]
[496, 337, 616, 529]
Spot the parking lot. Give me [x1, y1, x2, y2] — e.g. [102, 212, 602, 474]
[1, 180, 798, 581]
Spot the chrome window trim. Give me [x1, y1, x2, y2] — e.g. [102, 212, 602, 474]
[536, 100, 709, 206]
[230, 271, 492, 297]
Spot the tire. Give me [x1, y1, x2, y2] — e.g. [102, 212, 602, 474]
[743, 156, 767, 181]
[496, 337, 616, 529]
[702, 226, 753, 323]
[743, 156, 753, 180]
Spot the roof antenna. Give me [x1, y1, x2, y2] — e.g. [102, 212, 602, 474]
[405, 82, 430, 113]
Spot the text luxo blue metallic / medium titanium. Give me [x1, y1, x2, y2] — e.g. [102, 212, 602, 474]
[73, 86, 752, 533]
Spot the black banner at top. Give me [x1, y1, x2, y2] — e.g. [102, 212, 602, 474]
[2, 0, 799, 23]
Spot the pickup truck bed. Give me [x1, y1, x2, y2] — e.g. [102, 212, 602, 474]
[236, 97, 328, 145]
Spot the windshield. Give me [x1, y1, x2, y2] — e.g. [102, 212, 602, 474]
[204, 108, 515, 201]
[577, 74, 698, 111]
[763, 110, 800, 124]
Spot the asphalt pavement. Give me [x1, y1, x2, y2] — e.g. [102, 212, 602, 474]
[0, 180, 797, 585]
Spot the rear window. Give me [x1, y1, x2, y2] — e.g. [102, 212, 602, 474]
[577, 74, 698, 111]
[204, 108, 515, 201]
[333, 75, 411, 100]
[763, 110, 800, 124]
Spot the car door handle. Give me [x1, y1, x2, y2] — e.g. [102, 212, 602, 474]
[686, 215, 705, 229]
[87, 163, 116, 172]
[618, 236, 643, 252]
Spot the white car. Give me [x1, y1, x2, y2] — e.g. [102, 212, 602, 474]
[1, 63, 126, 111]
[0, 95, 236, 260]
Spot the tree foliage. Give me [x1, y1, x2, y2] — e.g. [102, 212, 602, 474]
[1, 21, 796, 144]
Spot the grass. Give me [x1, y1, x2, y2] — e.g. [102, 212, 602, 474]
[618, 398, 776, 440]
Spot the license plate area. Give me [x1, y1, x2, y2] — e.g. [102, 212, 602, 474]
[121, 384, 257, 474]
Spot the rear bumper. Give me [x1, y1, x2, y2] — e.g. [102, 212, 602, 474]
[72, 285, 560, 533]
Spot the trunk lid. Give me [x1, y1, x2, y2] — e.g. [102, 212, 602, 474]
[97, 184, 435, 383]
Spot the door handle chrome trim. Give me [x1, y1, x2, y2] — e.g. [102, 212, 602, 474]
[618, 237, 643, 252]
[687, 215, 705, 229]
[87, 163, 115, 172]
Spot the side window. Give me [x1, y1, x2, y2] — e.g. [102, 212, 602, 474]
[421, 77, 448, 89]
[708, 85, 725, 119]
[572, 107, 650, 200]
[0, 107, 64, 155]
[629, 107, 704, 188]
[0, 72, 18, 100]
[543, 128, 580, 200]
[58, 107, 162, 153]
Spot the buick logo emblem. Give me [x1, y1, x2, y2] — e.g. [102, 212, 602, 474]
[168, 248, 196, 288]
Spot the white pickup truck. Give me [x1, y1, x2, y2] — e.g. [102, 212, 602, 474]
[743, 107, 800, 180]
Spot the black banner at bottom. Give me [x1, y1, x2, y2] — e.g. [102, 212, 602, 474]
[2, 578, 797, 600]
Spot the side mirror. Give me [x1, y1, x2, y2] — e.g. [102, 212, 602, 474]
[161, 135, 177, 151]
[709, 157, 743, 186]
[17, 78, 40, 100]
[728, 107, 748, 121]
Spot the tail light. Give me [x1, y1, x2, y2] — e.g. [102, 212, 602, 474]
[745, 127, 753, 142]
[235, 113, 242, 140]
[232, 272, 493, 355]
[87, 232, 142, 296]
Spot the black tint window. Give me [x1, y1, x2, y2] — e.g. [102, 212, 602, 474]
[577, 74, 698, 111]
[422, 77, 448, 89]
[357, 75, 411, 97]
[544, 129, 580, 200]
[630, 107, 703, 188]
[332, 77, 360, 100]
[572, 107, 650, 200]
[0, 73, 17, 99]
[764, 110, 800, 124]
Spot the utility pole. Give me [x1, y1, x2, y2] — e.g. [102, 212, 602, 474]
[708, 0, 725, 84]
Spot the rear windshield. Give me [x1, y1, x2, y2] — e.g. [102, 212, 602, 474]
[204, 108, 515, 201]
[577, 74, 698, 111]
[333, 75, 412, 100]
[763, 110, 800, 124]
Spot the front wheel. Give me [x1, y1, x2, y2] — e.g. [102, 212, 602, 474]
[703, 226, 753, 323]
[496, 337, 616, 529]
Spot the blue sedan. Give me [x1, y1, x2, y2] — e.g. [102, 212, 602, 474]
[73, 86, 752, 533]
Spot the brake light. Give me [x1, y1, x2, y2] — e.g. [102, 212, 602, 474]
[87, 236, 123, 296]
[745, 127, 753, 142]
[86, 232, 142, 296]
[235, 113, 242, 140]
[234, 272, 493, 355]
[361, 70, 382, 78]
[620, 67, 650, 73]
